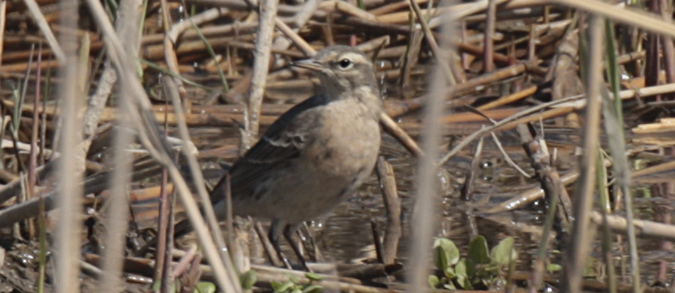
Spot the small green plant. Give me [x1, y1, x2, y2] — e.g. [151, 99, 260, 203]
[194, 281, 216, 293]
[271, 272, 324, 293]
[240, 270, 257, 290]
[429, 236, 518, 290]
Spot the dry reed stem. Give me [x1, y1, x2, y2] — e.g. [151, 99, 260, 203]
[483, 0, 496, 73]
[517, 124, 570, 290]
[406, 1, 455, 290]
[272, 0, 317, 51]
[27, 47, 41, 202]
[320, 1, 376, 20]
[274, 17, 314, 55]
[561, 15, 604, 292]
[161, 0, 187, 97]
[167, 7, 230, 44]
[22, 0, 66, 64]
[370, 0, 429, 16]
[54, 0, 83, 291]
[410, 0, 455, 85]
[380, 113, 424, 157]
[590, 212, 675, 241]
[437, 93, 582, 166]
[245, 0, 278, 148]
[82, 68, 116, 142]
[164, 76, 232, 278]
[98, 0, 142, 290]
[26, 45, 42, 241]
[83, 0, 240, 290]
[482, 165, 583, 214]
[489, 131, 531, 178]
[657, 0, 675, 98]
[375, 157, 402, 264]
[460, 132, 483, 201]
[550, 0, 675, 39]
[0, 159, 166, 227]
[254, 222, 285, 267]
[0, 0, 6, 74]
[477, 85, 538, 110]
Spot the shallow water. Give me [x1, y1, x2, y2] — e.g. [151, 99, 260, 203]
[303, 130, 675, 287]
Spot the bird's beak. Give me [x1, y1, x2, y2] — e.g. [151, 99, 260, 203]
[292, 59, 323, 71]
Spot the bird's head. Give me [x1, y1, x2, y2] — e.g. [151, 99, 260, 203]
[293, 46, 379, 100]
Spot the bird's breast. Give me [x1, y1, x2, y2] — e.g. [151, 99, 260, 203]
[303, 99, 381, 180]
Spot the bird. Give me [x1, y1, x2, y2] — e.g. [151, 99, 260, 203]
[206, 45, 383, 270]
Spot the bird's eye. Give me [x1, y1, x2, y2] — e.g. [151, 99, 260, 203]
[338, 58, 352, 69]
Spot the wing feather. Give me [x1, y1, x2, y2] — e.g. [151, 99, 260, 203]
[209, 94, 327, 203]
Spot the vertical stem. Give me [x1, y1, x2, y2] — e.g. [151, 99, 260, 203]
[55, 0, 82, 290]
[406, 1, 456, 289]
[483, 0, 496, 73]
[561, 15, 604, 293]
[0, 0, 6, 72]
[245, 0, 278, 148]
[99, 0, 143, 289]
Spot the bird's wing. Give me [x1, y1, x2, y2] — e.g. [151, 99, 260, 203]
[209, 95, 326, 203]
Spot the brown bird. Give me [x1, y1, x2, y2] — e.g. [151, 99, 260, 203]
[207, 45, 382, 270]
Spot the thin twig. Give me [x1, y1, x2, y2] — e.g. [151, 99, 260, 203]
[22, 0, 66, 64]
[380, 113, 424, 157]
[409, 0, 455, 85]
[272, 0, 318, 51]
[437, 93, 584, 167]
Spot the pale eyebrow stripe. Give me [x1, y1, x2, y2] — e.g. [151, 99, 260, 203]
[339, 52, 368, 64]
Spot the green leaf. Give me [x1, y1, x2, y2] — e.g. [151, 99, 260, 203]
[468, 236, 491, 265]
[466, 257, 476, 279]
[273, 281, 295, 293]
[194, 282, 216, 293]
[444, 266, 456, 279]
[239, 270, 257, 290]
[292, 289, 303, 293]
[490, 237, 515, 266]
[428, 275, 440, 288]
[433, 238, 460, 270]
[288, 275, 300, 284]
[302, 284, 323, 293]
[547, 263, 563, 273]
[305, 272, 324, 282]
[455, 259, 472, 289]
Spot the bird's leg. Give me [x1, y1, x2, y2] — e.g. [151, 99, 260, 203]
[283, 224, 312, 272]
[269, 219, 293, 270]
